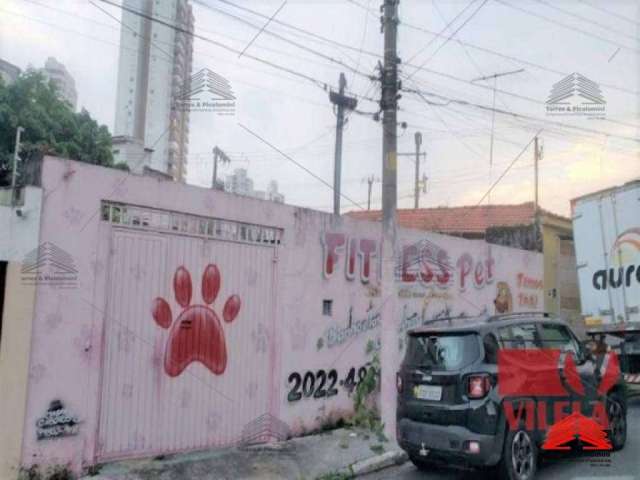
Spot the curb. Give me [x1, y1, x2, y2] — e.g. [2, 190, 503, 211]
[339, 450, 408, 478]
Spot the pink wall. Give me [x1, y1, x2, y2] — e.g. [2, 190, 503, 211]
[20, 157, 543, 473]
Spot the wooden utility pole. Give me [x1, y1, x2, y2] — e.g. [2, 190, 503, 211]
[329, 72, 357, 215]
[381, 0, 399, 230]
[212, 146, 231, 190]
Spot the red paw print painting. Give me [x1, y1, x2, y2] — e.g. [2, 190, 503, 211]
[152, 265, 241, 377]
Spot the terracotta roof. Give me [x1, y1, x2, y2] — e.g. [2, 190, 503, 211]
[347, 202, 568, 234]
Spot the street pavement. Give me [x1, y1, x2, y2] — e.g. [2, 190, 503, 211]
[363, 398, 640, 480]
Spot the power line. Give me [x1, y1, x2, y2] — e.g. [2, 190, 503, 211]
[3, 4, 354, 115]
[405, 0, 489, 81]
[400, 21, 638, 98]
[577, 0, 640, 29]
[403, 69, 640, 132]
[494, 0, 640, 55]
[89, 1, 173, 60]
[465, 131, 541, 210]
[20, 0, 370, 85]
[405, 0, 480, 65]
[192, 0, 376, 81]
[95, 0, 330, 90]
[237, 123, 366, 210]
[403, 86, 640, 144]
[238, 0, 288, 58]
[532, 0, 638, 43]
[213, 0, 381, 60]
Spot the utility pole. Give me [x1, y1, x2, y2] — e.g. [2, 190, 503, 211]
[398, 131, 426, 208]
[534, 136, 543, 247]
[329, 72, 357, 215]
[212, 146, 231, 190]
[363, 175, 380, 210]
[414, 132, 422, 208]
[11, 126, 24, 193]
[381, 0, 399, 230]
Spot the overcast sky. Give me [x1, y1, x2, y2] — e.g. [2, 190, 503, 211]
[1, 0, 639, 216]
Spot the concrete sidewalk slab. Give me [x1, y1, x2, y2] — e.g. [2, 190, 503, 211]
[83, 428, 406, 480]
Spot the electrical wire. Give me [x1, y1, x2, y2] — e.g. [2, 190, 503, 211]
[403, 87, 640, 144]
[405, 0, 489, 81]
[494, 0, 640, 55]
[191, 0, 377, 81]
[238, 123, 366, 210]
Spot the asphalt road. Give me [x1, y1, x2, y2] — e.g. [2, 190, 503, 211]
[364, 398, 640, 480]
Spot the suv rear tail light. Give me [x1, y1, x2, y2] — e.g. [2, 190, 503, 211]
[396, 373, 403, 393]
[468, 374, 490, 399]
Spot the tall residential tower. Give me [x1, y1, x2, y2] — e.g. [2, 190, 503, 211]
[113, 0, 194, 181]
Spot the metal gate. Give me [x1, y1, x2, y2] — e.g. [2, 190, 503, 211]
[97, 226, 278, 460]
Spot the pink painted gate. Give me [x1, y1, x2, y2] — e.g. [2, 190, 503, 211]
[96, 226, 278, 460]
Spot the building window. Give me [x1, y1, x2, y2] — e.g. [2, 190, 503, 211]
[322, 300, 333, 317]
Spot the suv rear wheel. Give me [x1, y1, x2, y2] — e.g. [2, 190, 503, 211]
[607, 392, 626, 451]
[499, 423, 537, 480]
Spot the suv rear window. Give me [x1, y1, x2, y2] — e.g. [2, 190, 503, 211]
[405, 333, 480, 370]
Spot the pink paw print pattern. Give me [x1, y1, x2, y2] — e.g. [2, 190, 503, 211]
[152, 264, 241, 377]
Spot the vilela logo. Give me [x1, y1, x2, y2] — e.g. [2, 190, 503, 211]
[546, 72, 605, 118]
[174, 68, 236, 115]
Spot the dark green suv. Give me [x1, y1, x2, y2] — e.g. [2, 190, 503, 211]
[396, 313, 627, 480]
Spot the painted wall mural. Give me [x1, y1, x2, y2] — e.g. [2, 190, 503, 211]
[516, 272, 543, 309]
[321, 232, 379, 283]
[494, 281, 513, 313]
[397, 238, 495, 291]
[36, 400, 79, 440]
[151, 264, 241, 377]
[318, 304, 381, 349]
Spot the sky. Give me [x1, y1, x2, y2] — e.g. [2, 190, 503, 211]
[1, 0, 639, 217]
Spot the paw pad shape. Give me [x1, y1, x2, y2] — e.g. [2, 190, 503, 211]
[152, 265, 241, 377]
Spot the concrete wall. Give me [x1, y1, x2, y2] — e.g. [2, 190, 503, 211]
[16, 157, 543, 475]
[0, 187, 41, 479]
[541, 216, 580, 321]
[0, 186, 43, 262]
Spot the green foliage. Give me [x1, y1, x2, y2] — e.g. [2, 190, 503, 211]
[349, 352, 386, 442]
[315, 471, 352, 480]
[369, 444, 385, 455]
[0, 70, 114, 185]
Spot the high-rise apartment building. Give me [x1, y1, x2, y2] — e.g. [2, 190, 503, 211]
[0, 58, 21, 86]
[41, 57, 77, 110]
[113, 0, 194, 181]
[225, 169, 285, 203]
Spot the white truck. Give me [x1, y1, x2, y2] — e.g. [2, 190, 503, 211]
[571, 179, 640, 388]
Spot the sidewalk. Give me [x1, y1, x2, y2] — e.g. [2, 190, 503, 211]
[85, 428, 407, 480]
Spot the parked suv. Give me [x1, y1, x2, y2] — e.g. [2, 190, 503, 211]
[396, 313, 627, 480]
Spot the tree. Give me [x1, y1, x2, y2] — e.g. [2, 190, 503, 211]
[0, 70, 117, 185]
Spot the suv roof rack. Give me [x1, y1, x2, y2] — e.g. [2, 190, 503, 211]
[487, 311, 551, 322]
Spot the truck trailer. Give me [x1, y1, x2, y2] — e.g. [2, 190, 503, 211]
[571, 179, 640, 390]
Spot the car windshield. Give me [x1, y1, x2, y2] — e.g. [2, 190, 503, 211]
[405, 333, 480, 371]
